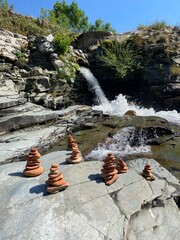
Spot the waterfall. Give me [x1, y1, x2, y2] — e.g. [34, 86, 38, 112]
[80, 67, 109, 105]
[94, 94, 180, 125]
[80, 66, 180, 124]
[86, 126, 151, 160]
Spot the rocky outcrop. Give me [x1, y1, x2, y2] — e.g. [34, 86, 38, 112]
[74, 27, 180, 111]
[0, 85, 91, 164]
[0, 28, 90, 110]
[1, 26, 179, 111]
[0, 151, 179, 240]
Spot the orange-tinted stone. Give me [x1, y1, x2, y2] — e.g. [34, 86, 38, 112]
[100, 153, 118, 185]
[46, 163, 69, 193]
[23, 148, 43, 177]
[116, 158, 128, 173]
[67, 133, 77, 150]
[23, 166, 43, 177]
[47, 182, 70, 193]
[66, 144, 83, 164]
[142, 164, 155, 181]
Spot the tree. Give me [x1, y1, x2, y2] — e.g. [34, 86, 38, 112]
[88, 19, 116, 33]
[40, 1, 116, 33]
[51, 0, 88, 32]
[0, 0, 13, 10]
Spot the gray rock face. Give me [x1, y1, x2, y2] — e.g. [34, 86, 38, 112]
[0, 28, 28, 62]
[0, 153, 179, 240]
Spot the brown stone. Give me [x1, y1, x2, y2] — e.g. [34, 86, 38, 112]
[46, 182, 70, 193]
[116, 158, 128, 173]
[142, 164, 155, 181]
[100, 153, 118, 185]
[67, 133, 77, 150]
[46, 163, 69, 193]
[23, 148, 43, 177]
[66, 144, 83, 164]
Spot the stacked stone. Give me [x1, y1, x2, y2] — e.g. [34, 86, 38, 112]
[23, 148, 43, 177]
[66, 143, 83, 164]
[142, 164, 155, 181]
[116, 158, 128, 173]
[67, 133, 77, 150]
[46, 163, 69, 193]
[101, 153, 118, 186]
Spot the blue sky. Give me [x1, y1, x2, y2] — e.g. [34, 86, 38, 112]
[8, 0, 180, 33]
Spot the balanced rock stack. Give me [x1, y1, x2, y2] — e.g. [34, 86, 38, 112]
[116, 158, 128, 173]
[67, 133, 76, 150]
[23, 148, 43, 177]
[66, 143, 83, 164]
[66, 135, 83, 163]
[46, 163, 69, 193]
[101, 153, 118, 186]
[142, 164, 155, 181]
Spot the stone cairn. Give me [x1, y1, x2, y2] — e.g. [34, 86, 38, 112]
[66, 133, 83, 164]
[46, 163, 69, 193]
[101, 153, 118, 186]
[67, 133, 76, 150]
[23, 147, 43, 177]
[142, 164, 155, 181]
[116, 158, 128, 173]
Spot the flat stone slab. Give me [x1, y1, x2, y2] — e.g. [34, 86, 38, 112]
[0, 153, 179, 240]
[127, 158, 179, 185]
[0, 95, 26, 109]
[0, 102, 58, 134]
[0, 127, 66, 164]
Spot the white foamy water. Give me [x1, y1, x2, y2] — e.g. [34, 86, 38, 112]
[80, 67, 180, 159]
[80, 67, 109, 105]
[80, 67, 180, 125]
[86, 126, 151, 160]
[93, 94, 180, 125]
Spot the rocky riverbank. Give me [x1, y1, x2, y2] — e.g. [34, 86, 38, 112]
[0, 26, 180, 239]
[0, 150, 179, 240]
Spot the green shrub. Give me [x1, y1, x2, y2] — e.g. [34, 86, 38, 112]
[99, 40, 142, 78]
[150, 20, 168, 30]
[53, 33, 74, 54]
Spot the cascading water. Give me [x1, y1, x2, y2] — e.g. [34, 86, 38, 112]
[80, 67, 180, 125]
[80, 67, 180, 179]
[80, 66, 151, 157]
[80, 67, 109, 105]
[86, 126, 151, 160]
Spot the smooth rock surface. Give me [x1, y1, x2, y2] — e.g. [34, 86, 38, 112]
[0, 152, 179, 240]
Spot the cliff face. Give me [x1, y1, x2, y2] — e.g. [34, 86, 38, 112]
[0, 26, 179, 111]
[74, 27, 180, 111]
[0, 28, 91, 110]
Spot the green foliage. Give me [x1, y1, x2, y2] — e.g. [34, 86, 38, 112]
[46, 1, 115, 33]
[150, 21, 168, 30]
[137, 21, 168, 30]
[56, 54, 79, 82]
[51, 0, 89, 32]
[0, 9, 52, 36]
[99, 40, 142, 78]
[53, 33, 74, 54]
[14, 50, 24, 59]
[0, 0, 13, 11]
[88, 19, 116, 33]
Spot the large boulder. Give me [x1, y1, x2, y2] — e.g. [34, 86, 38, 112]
[0, 151, 179, 240]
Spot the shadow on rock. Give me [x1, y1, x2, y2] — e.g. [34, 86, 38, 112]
[88, 173, 102, 184]
[8, 172, 24, 177]
[59, 161, 69, 165]
[29, 184, 48, 196]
